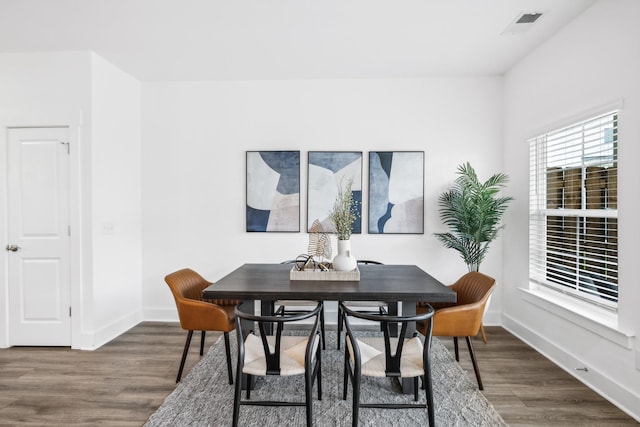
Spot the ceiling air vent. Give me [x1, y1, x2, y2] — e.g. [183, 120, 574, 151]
[516, 13, 542, 24]
[502, 11, 544, 35]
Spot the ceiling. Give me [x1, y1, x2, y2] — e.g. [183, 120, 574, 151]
[0, 0, 596, 82]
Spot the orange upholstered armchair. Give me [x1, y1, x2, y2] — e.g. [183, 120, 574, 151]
[165, 268, 241, 383]
[417, 271, 496, 389]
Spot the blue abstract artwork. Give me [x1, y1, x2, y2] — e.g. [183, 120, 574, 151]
[369, 151, 424, 234]
[307, 151, 362, 234]
[246, 151, 300, 232]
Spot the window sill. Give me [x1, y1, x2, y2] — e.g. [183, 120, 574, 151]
[519, 285, 634, 349]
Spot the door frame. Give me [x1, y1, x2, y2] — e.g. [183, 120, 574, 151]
[0, 110, 84, 349]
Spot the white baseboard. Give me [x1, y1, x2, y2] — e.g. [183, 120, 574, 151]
[143, 307, 179, 322]
[502, 313, 640, 423]
[78, 310, 143, 350]
[482, 309, 501, 326]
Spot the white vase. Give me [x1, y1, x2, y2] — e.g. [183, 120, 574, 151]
[333, 239, 357, 271]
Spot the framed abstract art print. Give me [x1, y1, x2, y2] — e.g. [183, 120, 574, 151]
[307, 151, 362, 234]
[246, 151, 300, 232]
[368, 151, 424, 234]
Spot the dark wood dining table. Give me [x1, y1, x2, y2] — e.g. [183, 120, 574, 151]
[203, 262, 456, 393]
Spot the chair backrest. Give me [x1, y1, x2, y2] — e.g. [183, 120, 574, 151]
[234, 302, 322, 375]
[340, 302, 435, 377]
[165, 268, 240, 328]
[430, 272, 496, 337]
[356, 260, 383, 265]
[450, 272, 496, 307]
[165, 268, 209, 303]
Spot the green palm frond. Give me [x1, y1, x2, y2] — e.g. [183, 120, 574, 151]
[435, 162, 513, 272]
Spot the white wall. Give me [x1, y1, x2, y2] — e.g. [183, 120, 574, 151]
[502, 0, 640, 420]
[140, 77, 505, 322]
[2, 1, 637, 418]
[0, 51, 92, 349]
[89, 53, 143, 347]
[0, 51, 142, 350]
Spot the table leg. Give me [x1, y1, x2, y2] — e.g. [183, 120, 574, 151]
[400, 301, 417, 394]
[240, 299, 257, 390]
[260, 300, 274, 335]
[387, 301, 398, 336]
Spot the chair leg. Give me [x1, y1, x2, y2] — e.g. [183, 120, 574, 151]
[246, 374, 252, 399]
[352, 368, 360, 427]
[480, 324, 487, 343]
[176, 330, 194, 383]
[337, 304, 343, 350]
[317, 345, 323, 400]
[465, 336, 484, 390]
[422, 326, 435, 426]
[413, 377, 419, 401]
[343, 347, 349, 400]
[224, 331, 233, 385]
[200, 330, 206, 356]
[320, 304, 326, 350]
[305, 364, 314, 427]
[424, 361, 435, 426]
[232, 352, 243, 427]
[453, 336, 460, 361]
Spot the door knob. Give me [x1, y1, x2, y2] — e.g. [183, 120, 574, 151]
[5, 244, 21, 252]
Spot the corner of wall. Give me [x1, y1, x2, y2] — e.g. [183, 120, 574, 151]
[79, 309, 143, 351]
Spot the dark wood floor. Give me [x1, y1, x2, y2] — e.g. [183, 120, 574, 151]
[0, 323, 637, 426]
[442, 327, 638, 426]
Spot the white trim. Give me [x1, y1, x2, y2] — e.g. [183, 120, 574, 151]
[528, 108, 620, 306]
[502, 313, 640, 423]
[0, 124, 8, 348]
[0, 109, 84, 350]
[482, 308, 502, 326]
[143, 307, 180, 322]
[83, 309, 142, 351]
[519, 286, 632, 348]
[536, 208, 618, 218]
[527, 98, 624, 140]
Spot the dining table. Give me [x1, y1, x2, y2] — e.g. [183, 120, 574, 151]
[203, 262, 457, 393]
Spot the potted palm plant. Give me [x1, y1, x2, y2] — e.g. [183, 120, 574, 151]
[329, 178, 359, 271]
[435, 162, 513, 272]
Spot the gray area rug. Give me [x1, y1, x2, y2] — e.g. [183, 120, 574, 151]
[146, 331, 507, 426]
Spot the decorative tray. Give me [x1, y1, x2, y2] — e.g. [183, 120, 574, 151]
[289, 267, 360, 281]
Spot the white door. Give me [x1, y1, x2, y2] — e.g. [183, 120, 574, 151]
[7, 127, 71, 346]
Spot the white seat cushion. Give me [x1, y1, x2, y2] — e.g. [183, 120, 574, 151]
[243, 334, 316, 376]
[347, 336, 424, 378]
[343, 301, 386, 308]
[276, 300, 318, 307]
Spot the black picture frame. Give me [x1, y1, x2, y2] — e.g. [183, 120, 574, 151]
[246, 151, 300, 232]
[307, 151, 362, 234]
[368, 151, 424, 234]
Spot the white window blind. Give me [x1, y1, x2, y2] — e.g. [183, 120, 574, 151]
[529, 111, 618, 308]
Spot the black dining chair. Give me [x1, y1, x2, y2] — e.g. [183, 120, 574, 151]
[232, 301, 323, 427]
[336, 260, 388, 350]
[340, 301, 436, 427]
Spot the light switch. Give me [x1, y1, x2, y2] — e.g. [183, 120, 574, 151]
[102, 222, 115, 235]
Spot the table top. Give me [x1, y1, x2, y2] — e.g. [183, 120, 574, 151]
[203, 263, 456, 303]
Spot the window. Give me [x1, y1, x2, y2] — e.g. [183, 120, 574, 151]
[529, 111, 618, 308]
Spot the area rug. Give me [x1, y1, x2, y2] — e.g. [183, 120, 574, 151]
[145, 332, 506, 426]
